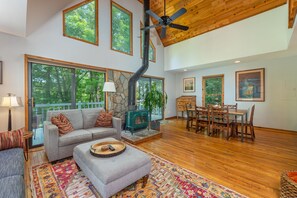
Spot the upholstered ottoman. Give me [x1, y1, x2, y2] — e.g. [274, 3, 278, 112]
[73, 137, 151, 198]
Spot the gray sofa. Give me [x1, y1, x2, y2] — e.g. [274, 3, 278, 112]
[0, 148, 25, 198]
[44, 108, 122, 162]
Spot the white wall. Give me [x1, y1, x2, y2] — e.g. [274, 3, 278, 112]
[0, 0, 170, 131]
[164, 5, 292, 71]
[175, 55, 297, 131]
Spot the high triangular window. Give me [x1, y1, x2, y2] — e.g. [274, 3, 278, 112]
[63, 0, 98, 45]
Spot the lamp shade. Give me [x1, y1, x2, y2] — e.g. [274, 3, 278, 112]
[0, 95, 23, 108]
[103, 82, 116, 92]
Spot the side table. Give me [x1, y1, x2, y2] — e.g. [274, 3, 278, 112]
[23, 131, 33, 161]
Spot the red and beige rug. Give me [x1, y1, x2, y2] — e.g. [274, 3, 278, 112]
[31, 153, 247, 198]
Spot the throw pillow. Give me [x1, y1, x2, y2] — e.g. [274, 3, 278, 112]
[95, 111, 113, 127]
[51, 114, 74, 136]
[0, 128, 24, 151]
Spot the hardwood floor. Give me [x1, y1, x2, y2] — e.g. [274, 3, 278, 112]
[25, 119, 297, 198]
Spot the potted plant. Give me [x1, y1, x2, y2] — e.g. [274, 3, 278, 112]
[143, 82, 167, 130]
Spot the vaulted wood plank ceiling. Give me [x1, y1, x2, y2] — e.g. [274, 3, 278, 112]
[139, 0, 287, 47]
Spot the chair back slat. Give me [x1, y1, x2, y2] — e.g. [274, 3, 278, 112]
[249, 104, 255, 124]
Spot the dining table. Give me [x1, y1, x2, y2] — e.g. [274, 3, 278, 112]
[186, 107, 248, 142]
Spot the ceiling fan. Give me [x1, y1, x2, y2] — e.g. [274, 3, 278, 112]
[142, 0, 189, 38]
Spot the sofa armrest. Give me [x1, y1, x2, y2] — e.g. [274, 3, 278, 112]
[43, 121, 59, 162]
[112, 117, 122, 140]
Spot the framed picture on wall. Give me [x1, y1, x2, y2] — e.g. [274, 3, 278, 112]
[235, 68, 265, 101]
[0, 61, 2, 84]
[183, 77, 195, 92]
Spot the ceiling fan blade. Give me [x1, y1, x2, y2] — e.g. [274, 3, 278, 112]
[169, 8, 187, 21]
[161, 26, 167, 38]
[169, 23, 189, 31]
[146, 10, 162, 22]
[141, 23, 162, 31]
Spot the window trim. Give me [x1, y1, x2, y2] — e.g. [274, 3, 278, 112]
[63, 0, 99, 45]
[202, 74, 225, 106]
[110, 1, 133, 56]
[140, 22, 156, 62]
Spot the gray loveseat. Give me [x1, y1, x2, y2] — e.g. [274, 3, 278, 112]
[0, 148, 25, 197]
[44, 108, 122, 162]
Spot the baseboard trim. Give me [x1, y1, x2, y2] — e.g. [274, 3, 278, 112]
[254, 126, 297, 134]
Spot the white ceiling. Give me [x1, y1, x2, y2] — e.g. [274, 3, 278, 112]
[0, 0, 74, 37]
[0, 0, 27, 37]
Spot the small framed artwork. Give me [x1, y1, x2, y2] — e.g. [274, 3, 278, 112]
[183, 77, 195, 92]
[236, 68, 265, 101]
[0, 61, 2, 84]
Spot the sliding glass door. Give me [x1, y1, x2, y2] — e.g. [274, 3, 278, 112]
[28, 62, 105, 147]
[136, 77, 164, 121]
[202, 75, 224, 106]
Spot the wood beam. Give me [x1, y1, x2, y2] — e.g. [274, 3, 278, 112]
[289, 0, 297, 28]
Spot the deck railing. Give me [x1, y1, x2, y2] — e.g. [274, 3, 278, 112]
[32, 101, 105, 128]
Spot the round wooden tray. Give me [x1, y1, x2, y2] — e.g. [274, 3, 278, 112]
[90, 141, 126, 158]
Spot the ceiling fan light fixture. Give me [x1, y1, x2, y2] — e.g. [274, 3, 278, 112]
[144, 0, 189, 38]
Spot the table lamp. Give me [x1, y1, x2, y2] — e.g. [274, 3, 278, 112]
[103, 82, 116, 92]
[0, 93, 23, 131]
[103, 82, 116, 112]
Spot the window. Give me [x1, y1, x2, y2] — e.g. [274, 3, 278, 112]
[63, 0, 98, 45]
[202, 75, 224, 106]
[111, 2, 133, 55]
[140, 22, 156, 62]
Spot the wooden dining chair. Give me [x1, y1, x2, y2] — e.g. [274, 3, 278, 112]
[195, 106, 210, 134]
[222, 103, 238, 110]
[186, 103, 196, 131]
[222, 103, 238, 121]
[232, 104, 256, 141]
[210, 106, 230, 139]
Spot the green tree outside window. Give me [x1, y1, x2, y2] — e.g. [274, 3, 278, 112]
[112, 2, 132, 55]
[63, 0, 98, 45]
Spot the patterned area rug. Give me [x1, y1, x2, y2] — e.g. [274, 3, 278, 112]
[31, 153, 247, 198]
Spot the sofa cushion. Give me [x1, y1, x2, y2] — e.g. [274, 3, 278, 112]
[81, 108, 105, 129]
[0, 128, 24, 151]
[0, 175, 25, 198]
[51, 114, 74, 136]
[87, 127, 117, 139]
[0, 148, 24, 178]
[94, 111, 113, 127]
[47, 109, 83, 130]
[59, 129, 92, 147]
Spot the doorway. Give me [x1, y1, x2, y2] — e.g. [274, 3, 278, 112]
[202, 75, 224, 106]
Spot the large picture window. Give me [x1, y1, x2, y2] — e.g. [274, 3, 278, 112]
[111, 2, 133, 55]
[63, 0, 98, 45]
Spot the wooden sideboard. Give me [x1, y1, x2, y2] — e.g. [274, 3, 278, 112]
[176, 96, 196, 119]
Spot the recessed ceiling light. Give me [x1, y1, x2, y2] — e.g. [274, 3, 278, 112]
[184, 69, 187, 71]
[234, 60, 241, 64]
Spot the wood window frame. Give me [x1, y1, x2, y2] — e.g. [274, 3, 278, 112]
[63, 0, 99, 45]
[110, 1, 133, 56]
[140, 22, 156, 62]
[202, 74, 224, 106]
